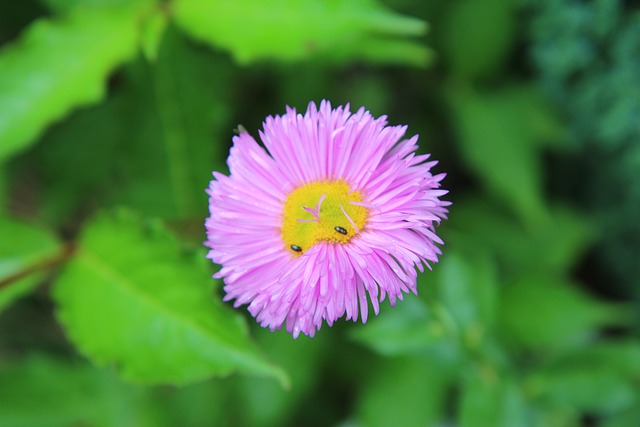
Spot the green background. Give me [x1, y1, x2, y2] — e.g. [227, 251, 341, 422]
[1, 0, 639, 426]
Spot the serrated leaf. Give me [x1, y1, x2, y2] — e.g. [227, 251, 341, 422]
[0, 3, 145, 161]
[53, 210, 288, 387]
[172, 0, 429, 66]
[0, 216, 61, 313]
[499, 276, 626, 350]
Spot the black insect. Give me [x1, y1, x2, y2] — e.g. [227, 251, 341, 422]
[334, 226, 347, 235]
[290, 244, 303, 252]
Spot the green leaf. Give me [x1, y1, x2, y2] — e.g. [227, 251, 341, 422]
[0, 166, 6, 214]
[172, 0, 430, 66]
[110, 29, 233, 219]
[40, 0, 140, 13]
[433, 250, 500, 344]
[153, 378, 234, 427]
[601, 407, 640, 427]
[29, 90, 124, 225]
[33, 28, 233, 223]
[459, 364, 532, 427]
[350, 295, 457, 359]
[0, 3, 145, 161]
[447, 84, 563, 226]
[0, 354, 160, 427]
[588, 341, 640, 378]
[450, 198, 594, 276]
[53, 209, 288, 387]
[236, 328, 330, 427]
[140, 6, 168, 61]
[354, 355, 453, 427]
[499, 276, 626, 350]
[347, 37, 434, 68]
[441, 0, 516, 80]
[0, 216, 61, 313]
[40, 0, 149, 14]
[527, 341, 640, 414]
[352, 250, 499, 359]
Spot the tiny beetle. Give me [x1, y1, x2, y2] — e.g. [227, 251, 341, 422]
[334, 226, 347, 235]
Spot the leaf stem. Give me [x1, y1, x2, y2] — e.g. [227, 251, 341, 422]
[0, 243, 76, 290]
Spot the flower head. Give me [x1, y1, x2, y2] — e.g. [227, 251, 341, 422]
[205, 101, 449, 338]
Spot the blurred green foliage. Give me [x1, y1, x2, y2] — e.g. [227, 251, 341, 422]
[1, 0, 638, 426]
[527, 0, 640, 300]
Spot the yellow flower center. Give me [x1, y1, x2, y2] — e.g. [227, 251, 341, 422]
[281, 180, 368, 256]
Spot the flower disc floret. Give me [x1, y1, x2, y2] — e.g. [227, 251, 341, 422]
[282, 180, 368, 255]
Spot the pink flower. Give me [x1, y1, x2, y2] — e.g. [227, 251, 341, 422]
[205, 101, 449, 338]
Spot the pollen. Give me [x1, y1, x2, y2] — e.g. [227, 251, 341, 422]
[282, 180, 368, 256]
